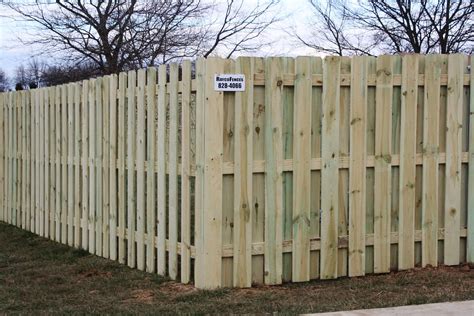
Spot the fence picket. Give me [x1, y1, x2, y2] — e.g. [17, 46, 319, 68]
[96, 78, 103, 256]
[468, 55, 474, 263]
[444, 54, 464, 266]
[374, 55, 393, 273]
[320, 56, 341, 279]
[67, 84, 74, 246]
[88, 80, 96, 253]
[292, 56, 312, 282]
[117, 73, 127, 264]
[136, 69, 146, 270]
[233, 57, 254, 287]
[109, 74, 118, 261]
[422, 55, 442, 267]
[102, 76, 110, 258]
[157, 65, 167, 275]
[146, 68, 156, 273]
[264, 57, 284, 285]
[180, 61, 191, 283]
[398, 55, 418, 270]
[169, 63, 179, 279]
[55, 86, 61, 242]
[127, 71, 137, 268]
[348, 56, 368, 277]
[81, 80, 89, 249]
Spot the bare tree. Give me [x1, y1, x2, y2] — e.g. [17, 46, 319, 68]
[14, 58, 46, 89]
[203, 0, 281, 58]
[297, 0, 473, 55]
[3, 0, 281, 74]
[0, 69, 9, 92]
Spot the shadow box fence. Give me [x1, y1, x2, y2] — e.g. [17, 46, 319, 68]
[0, 54, 473, 289]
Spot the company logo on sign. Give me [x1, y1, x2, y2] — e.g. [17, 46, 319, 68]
[214, 74, 245, 91]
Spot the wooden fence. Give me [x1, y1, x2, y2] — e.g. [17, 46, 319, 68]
[0, 54, 473, 289]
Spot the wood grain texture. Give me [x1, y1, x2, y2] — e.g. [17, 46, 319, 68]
[292, 56, 312, 282]
[374, 55, 393, 273]
[468, 55, 474, 263]
[422, 55, 442, 267]
[398, 55, 418, 270]
[180, 61, 191, 283]
[349, 56, 368, 277]
[264, 57, 284, 285]
[320, 56, 341, 279]
[157, 65, 167, 275]
[444, 54, 464, 266]
[168, 63, 179, 280]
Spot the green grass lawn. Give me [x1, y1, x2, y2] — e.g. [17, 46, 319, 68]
[0, 222, 473, 314]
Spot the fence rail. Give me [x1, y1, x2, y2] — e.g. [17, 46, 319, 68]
[0, 54, 473, 289]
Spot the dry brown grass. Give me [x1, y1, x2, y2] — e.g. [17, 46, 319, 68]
[0, 222, 473, 315]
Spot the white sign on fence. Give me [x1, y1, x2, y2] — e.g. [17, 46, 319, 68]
[214, 74, 245, 91]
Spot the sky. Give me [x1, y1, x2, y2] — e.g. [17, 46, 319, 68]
[0, 0, 318, 79]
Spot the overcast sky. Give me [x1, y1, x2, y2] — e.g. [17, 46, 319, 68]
[0, 0, 318, 79]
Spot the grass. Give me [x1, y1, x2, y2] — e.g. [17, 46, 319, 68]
[0, 222, 473, 314]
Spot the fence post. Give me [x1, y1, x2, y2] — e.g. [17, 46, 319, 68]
[195, 57, 225, 289]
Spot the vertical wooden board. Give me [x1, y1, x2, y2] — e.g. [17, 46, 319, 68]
[264, 57, 284, 285]
[390, 56, 402, 269]
[88, 79, 96, 254]
[109, 74, 118, 261]
[118, 73, 127, 263]
[55, 86, 61, 242]
[102, 76, 110, 258]
[233, 57, 254, 287]
[180, 61, 191, 282]
[95, 78, 103, 256]
[365, 58, 377, 274]
[20, 91, 25, 229]
[310, 57, 323, 280]
[127, 71, 137, 268]
[438, 56, 448, 264]
[0, 93, 4, 223]
[48, 88, 55, 240]
[21, 92, 27, 230]
[348, 56, 368, 277]
[468, 55, 474, 263]
[73, 84, 80, 248]
[292, 56, 312, 282]
[374, 55, 393, 273]
[320, 56, 340, 279]
[337, 57, 351, 277]
[251, 58, 266, 284]
[36, 89, 42, 234]
[168, 64, 179, 279]
[145, 68, 156, 272]
[67, 84, 74, 246]
[422, 55, 442, 267]
[81, 80, 89, 250]
[415, 57, 426, 266]
[44, 88, 50, 237]
[60, 84, 68, 243]
[136, 69, 146, 271]
[6, 92, 11, 225]
[282, 57, 294, 282]
[13, 92, 18, 227]
[194, 59, 205, 286]
[222, 59, 236, 287]
[195, 57, 225, 289]
[398, 55, 418, 270]
[444, 54, 464, 266]
[0, 93, 4, 222]
[157, 65, 167, 275]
